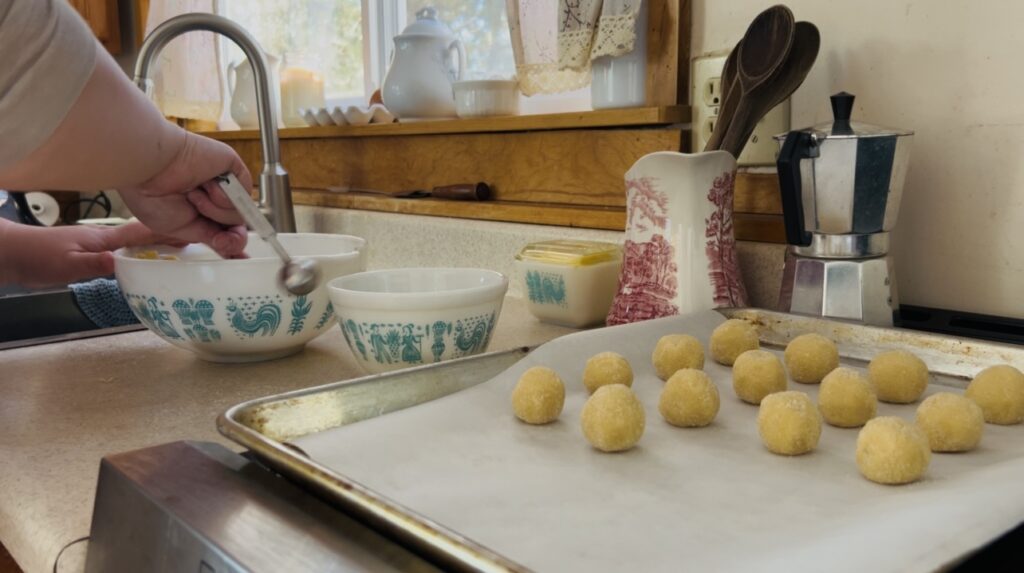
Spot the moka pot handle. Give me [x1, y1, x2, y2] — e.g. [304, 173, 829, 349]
[776, 131, 816, 246]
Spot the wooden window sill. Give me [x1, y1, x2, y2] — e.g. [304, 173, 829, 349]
[209, 105, 786, 243]
[202, 106, 690, 140]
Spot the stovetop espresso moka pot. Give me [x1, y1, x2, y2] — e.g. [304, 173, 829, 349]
[774, 92, 914, 326]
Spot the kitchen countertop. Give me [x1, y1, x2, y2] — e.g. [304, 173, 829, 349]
[0, 296, 574, 573]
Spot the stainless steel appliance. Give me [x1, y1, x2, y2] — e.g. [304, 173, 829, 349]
[84, 441, 439, 573]
[774, 92, 913, 326]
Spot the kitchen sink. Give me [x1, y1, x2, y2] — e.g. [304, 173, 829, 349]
[0, 285, 144, 350]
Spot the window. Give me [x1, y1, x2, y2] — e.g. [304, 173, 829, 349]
[404, 1, 516, 80]
[220, 0, 366, 104]
[219, 1, 516, 103]
[210, 0, 588, 127]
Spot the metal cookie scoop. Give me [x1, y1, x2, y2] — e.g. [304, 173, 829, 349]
[215, 173, 321, 296]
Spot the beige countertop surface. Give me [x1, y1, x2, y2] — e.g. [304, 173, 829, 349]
[0, 296, 574, 573]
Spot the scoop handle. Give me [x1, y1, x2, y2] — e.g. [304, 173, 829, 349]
[216, 173, 276, 241]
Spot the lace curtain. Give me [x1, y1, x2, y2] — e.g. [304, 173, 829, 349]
[144, 0, 224, 122]
[558, 0, 642, 70]
[505, 0, 589, 95]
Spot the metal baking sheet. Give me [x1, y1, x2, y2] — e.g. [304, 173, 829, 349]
[220, 309, 1024, 572]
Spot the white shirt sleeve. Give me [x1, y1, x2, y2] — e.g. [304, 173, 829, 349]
[0, 0, 97, 169]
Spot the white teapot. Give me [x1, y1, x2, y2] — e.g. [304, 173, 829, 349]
[382, 7, 465, 119]
[228, 53, 281, 129]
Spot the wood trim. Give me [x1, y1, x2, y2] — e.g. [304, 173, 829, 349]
[217, 125, 786, 242]
[69, 0, 122, 54]
[735, 213, 786, 243]
[293, 190, 626, 230]
[204, 106, 690, 141]
[292, 186, 786, 241]
[734, 170, 782, 215]
[646, 0, 689, 107]
[224, 129, 684, 207]
[135, 0, 150, 49]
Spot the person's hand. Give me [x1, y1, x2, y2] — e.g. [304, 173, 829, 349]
[0, 220, 177, 288]
[118, 131, 253, 258]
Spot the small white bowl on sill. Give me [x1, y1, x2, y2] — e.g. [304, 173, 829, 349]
[452, 79, 520, 118]
[328, 268, 509, 374]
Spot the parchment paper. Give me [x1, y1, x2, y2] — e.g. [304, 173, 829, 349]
[295, 311, 1024, 572]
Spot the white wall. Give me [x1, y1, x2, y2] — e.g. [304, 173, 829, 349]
[693, 0, 1024, 319]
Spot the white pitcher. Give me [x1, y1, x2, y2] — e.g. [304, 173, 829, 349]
[228, 54, 281, 129]
[382, 7, 465, 119]
[607, 151, 749, 325]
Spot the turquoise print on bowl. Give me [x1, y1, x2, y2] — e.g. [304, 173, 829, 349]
[525, 270, 568, 308]
[341, 312, 497, 368]
[114, 232, 367, 363]
[327, 268, 510, 374]
[122, 290, 343, 363]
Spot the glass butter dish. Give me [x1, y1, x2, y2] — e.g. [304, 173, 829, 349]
[514, 240, 623, 328]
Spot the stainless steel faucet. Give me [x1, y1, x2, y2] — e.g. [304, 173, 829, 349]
[133, 13, 296, 232]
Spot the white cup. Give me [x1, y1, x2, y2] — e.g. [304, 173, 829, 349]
[591, 0, 648, 109]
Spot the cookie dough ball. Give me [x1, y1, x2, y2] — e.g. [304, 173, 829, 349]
[965, 365, 1024, 425]
[511, 366, 565, 424]
[784, 333, 839, 384]
[868, 350, 929, 404]
[659, 369, 720, 427]
[580, 384, 645, 452]
[818, 367, 877, 428]
[652, 334, 705, 380]
[710, 319, 760, 366]
[856, 417, 931, 485]
[757, 391, 822, 455]
[732, 349, 787, 405]
[583, 351, 633, 394]
[915, 392, 984, 452]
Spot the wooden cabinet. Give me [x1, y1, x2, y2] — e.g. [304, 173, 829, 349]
[68, 0, 122, 55]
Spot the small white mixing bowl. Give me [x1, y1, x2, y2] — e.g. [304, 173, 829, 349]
[328, 268, 509, 374]
[115, 233, 366, 363]
[453, 79, 520, 118]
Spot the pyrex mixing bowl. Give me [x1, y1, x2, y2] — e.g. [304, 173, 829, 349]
[115, 233, 366, 362]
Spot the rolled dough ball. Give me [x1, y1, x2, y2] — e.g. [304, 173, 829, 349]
[580, 384, 645, 452]
[818, 367, 877, 428]
[583, 351, 633, 394]
[732, 349, 787, 405]
[784, 333, 839, 384]
[710, 319, 760, 366]
[651, 334, 705, 380]
[856, 416, 931, 485]
[511, 366, 565, 424]
[868, 350, 930, 404]
[757, 391, 822, 455]
[659, 369, 720, 427]
[965, 364, 1024, 425]
[915, 392, 984, 452]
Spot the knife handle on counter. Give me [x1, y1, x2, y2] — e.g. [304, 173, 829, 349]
[430, 182, 491, 201]
[328, 182, 492, 201]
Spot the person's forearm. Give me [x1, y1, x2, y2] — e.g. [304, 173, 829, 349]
[0, 44, 186, 192]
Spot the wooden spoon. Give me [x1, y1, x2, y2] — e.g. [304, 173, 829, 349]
[717, 5, 795, 158]
[721, 21, 820, 159]
[704, 40, 741, 151]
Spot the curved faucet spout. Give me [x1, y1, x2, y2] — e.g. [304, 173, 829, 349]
[134, 13, 295, 232]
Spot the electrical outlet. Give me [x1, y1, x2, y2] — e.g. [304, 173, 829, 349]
[691, 53, 791, 166]
[691, 53, 727, 153]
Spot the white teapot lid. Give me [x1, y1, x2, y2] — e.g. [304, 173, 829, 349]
[399, 7, 455, 38]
